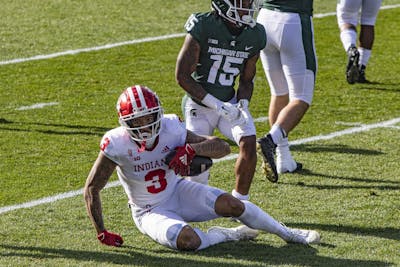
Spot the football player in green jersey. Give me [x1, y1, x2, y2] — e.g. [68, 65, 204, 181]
[256, 0, 317, 183]
[337, 0, 382, 84]
[176, 0, 266, 201]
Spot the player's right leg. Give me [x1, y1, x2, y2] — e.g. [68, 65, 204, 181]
[182, 96, 216, 184]
[337, 0, 362, 83]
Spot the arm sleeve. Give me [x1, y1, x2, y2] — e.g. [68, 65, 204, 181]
[163, 114, 187, 147]
[99, 133, 121, 165]
[184, 13, 203, 43]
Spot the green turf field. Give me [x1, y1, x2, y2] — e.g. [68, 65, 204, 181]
[1, 1, 399, 266]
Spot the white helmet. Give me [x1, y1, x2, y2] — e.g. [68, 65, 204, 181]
[211, 0, 259, 28]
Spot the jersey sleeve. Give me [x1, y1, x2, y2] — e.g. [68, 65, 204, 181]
[99, 131, 122, 165]
[256, 24, 267, 51]
[184, 13, 205, 43]
[163, 114, 187, 146]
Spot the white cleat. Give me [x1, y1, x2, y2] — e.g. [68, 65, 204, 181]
[284, 227, 321, 245]
[207, 225, 259, 242]
[277, 152, 303, 174]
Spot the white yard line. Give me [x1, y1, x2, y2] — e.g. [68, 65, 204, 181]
[1, 4, 399, 66]
[1, 117, 399, 215]
[15, 102, 59, 110]
[0, 33, 185, 66]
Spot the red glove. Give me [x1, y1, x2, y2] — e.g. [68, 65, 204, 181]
[168, 144, 196, 176]
[97, 230, 124, 247]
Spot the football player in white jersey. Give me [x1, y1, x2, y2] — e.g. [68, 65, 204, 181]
[337, 0, 382, 84]
[84, 85, 320, 250]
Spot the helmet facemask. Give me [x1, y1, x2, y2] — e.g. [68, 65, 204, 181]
[117, 85, 163, 147]
[212, 0, 259, 28]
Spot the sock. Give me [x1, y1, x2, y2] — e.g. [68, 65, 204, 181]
[340, 29, 357, 51]
[238, 201, 291, 240]
[276, 138, 293, 160]
[277, 137, 290, 151]
[194, 228, 226, 251]
[276, 137, 297, 173]
[231, 189, 249, 201]
[358, 47, 371, 67]
[269, 124, 286, 145]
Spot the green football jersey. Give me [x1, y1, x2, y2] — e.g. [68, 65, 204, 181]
[184, 12, 266, 102]
[261, 0, 313, 16]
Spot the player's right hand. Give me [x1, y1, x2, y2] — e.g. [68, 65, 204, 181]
[167, 144, 196, 176]
[97, 230, 124, 247]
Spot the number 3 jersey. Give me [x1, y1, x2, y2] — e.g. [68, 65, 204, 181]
[185, 12, 266, 101]
[99, 114, 187, 208]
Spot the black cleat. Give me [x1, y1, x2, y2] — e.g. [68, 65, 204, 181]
[257, 134, 278, 183]
[295, 162, 303, 172]
[280, 161, 303, 173]
[357, 65, 371, 83]
[346, 46, 360, 84]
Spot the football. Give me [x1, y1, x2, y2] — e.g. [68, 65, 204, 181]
[164, 150, 213, 176]
[188, 155, 213, 176]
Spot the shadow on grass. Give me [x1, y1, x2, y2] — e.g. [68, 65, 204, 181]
[292, 144, 383, 156]
[292, 169, 400, 186]
[0, 242, 391, 267]
[355, 83, 400, 92]
[287, 222, 400, 243]
[0, 118, 111, 136]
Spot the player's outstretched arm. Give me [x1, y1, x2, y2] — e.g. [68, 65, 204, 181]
[84, 152, 123, 247]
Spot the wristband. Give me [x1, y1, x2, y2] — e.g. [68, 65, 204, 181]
[201, 94, 222, 110]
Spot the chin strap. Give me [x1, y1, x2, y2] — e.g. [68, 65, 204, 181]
[138, 141, 146, 152]
[137, 136, 157, 152]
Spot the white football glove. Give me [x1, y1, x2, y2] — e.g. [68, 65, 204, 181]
[230, 99, 249, 126]
[217, 102, 241, 122]
[202, 94, 243, 123]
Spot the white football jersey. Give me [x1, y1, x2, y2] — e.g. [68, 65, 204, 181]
[100, 114, 187, 208]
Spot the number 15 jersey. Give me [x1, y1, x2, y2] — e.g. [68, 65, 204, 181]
[184, 12, 266, 102]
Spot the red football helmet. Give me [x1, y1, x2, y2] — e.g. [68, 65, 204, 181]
[116, 85, 163, 143]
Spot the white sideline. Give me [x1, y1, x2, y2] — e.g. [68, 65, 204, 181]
[1, 117, 399, 215]
[1, 4, 399, 66]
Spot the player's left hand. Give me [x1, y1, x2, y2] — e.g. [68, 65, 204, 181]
[167, 144, 196, 176]
[231, 99, 249, 126]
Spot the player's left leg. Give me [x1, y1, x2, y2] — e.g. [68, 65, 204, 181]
[214, 194, 321, 245]
[357, 0, 382, 83]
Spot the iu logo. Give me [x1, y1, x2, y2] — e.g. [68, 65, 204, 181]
[100, 137, 110, 151]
